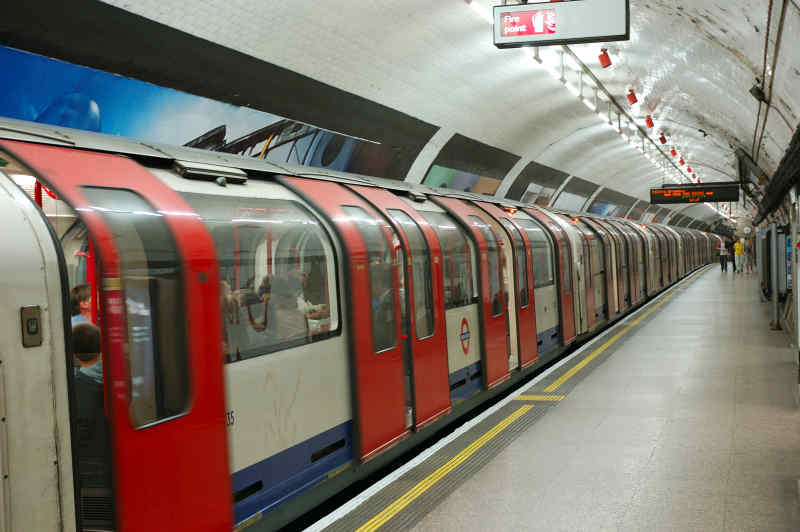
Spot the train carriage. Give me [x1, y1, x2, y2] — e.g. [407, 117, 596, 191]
[0, 118, 716, 532]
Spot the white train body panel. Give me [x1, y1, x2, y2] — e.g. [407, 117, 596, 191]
[223, 337, 350, 471]
[0, 173, 75, 532]
[533, 284, 558, 335]
[444, 305, 481, 375]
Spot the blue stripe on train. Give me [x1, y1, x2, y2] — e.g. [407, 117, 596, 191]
[449, 360, 483, 401]
[537, 325, 561, 356]
[232, 420, 352, 525]
[233, 327, 559, 524]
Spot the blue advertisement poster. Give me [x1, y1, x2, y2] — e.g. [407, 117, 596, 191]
[0, 45, 395, 177]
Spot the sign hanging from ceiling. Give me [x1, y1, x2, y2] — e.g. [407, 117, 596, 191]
[493, 0, 630, 48]
[650, 183, 740, 205]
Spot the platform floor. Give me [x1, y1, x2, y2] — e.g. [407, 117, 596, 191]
[315, 268, 800, 532]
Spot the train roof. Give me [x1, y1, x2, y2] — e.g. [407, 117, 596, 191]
[0, 117, 713, 235]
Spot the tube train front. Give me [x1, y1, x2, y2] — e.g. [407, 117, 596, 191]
[0, 118, 720, 531]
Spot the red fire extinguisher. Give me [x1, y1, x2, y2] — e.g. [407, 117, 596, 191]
[598, 48, 611, 68]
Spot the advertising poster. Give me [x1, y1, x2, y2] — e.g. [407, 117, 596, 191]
[0, 45, 395, 177]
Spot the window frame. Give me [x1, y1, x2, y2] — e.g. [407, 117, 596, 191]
[180, 192, 343, 363]
[516, 218, 556, 289]
[500, 219, 530, 309]
[469, 215, 504, 317]
[386, 209, 436, 341]
[342, 204, 399, 354]
[420, 211, 478, 310]
[82, 185, 191, 429]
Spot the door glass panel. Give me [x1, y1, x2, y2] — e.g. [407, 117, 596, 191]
[469, 215, 503, 317]
[583, 243, 592, 287]
[180, 194, 340, 362]
[516, 219, 555, 288]
[342, 206, 396, 352]
[81, 187, 189, 427]
[387, 209, 434, 339]
[591, 239, 604, 273]
[421, 212, 476, 309]
[501, 219, 529, 308]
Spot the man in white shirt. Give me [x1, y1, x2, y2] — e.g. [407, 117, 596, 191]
[718, 240, 728, 272]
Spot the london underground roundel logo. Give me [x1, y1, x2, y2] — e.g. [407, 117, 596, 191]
[460, 317, 471, 355]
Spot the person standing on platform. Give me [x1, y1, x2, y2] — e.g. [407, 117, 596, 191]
[733, 238, 744, 274]
[726, 238, 736, 272]
[745, 239, 755, 273]
[718, 238, 728, 272]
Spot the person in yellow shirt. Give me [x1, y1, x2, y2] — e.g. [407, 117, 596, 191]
[733, 239, 744, 274]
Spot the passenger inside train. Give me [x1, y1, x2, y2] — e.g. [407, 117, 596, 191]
[69, 284, 92, 326]
[181, 194, 339, 362]
[70, 322, 112, 528]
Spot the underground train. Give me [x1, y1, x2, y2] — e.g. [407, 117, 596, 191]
[0, 117, 721, 531]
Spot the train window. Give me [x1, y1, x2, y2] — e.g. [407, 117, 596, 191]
[342, 206, 397, 352]
[500, 219, 529, 308]
[516, 219, 555, 288]
[61, 222, 91, 286]
[387, 210, 434, 339]
[81, 187, 190, 427]
[181, 193, 340, 362]
[469, 216, 503, 317]
[421, 212, 477, 309]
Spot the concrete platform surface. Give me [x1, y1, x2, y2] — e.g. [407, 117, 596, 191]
[407, 270, 800, 532]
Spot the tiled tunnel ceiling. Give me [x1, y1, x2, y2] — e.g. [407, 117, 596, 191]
[99, 0, 799, 223]
[568, 0, 799, 216]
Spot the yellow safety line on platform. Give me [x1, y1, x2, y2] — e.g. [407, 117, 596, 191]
[355, 405, 534, 532]
[544, 266, 709, 393]
[513, 395, 565, 401]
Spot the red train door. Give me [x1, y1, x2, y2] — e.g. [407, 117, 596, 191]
[609, 221, 637, 305]
[578, 231, 597, 331]
[346, 185, 451, 429]
[279, 178, 409, 460]
[600, 220, 629, 311]
[432, 197, 510, 389]
[473, 202, 538, 369]
[525, 208, 576, 345]
[581, 217, 618, 319]
[2, 141, 232, 531]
